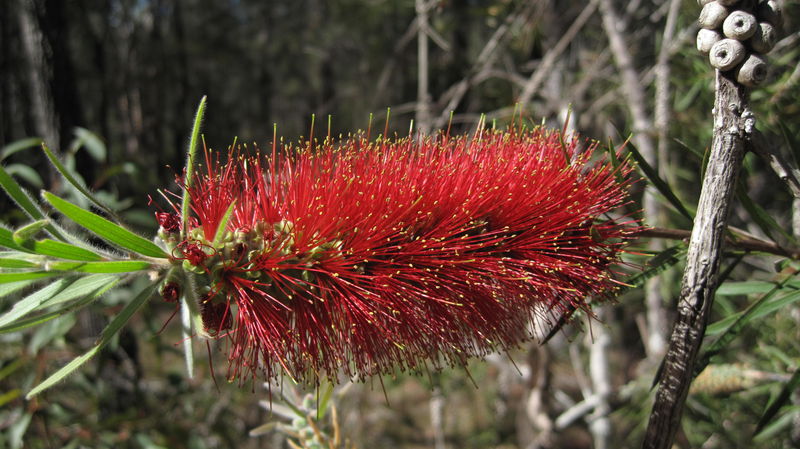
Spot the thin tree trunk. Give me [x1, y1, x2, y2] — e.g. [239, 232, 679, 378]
[588, 308, 612, 449]
[647, 0, 683, 360]
[415, 0, 432, 135]
[16, 0, 59, 150]
[642, 71, 751, 449]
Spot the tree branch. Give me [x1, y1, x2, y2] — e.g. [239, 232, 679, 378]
[637, 227, 800, 259]
[642, 71, 752, 449]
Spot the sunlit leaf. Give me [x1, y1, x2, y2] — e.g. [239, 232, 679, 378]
[0, 258, 38, 269]
[181, 96, 207, 239]
[0, 271, 60, 284]
[46, 260, 152, 273]
[42, 192, 167, 259]
[0, 227, 105, 261]
[41, 144, 117, 219]
[12, 220, 50, 244]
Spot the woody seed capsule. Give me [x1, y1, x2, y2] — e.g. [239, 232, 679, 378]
[709, 38, 746, 70]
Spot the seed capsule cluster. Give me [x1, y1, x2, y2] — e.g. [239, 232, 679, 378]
[696, 0, 782, 87]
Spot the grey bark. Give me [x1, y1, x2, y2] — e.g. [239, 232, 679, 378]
[415, 0, 432, 135]
[642, 72, 751, 449]
[16, 0, 59, 150]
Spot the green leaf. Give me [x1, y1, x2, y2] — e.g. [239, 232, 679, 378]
[41, 144, 118, 220]
[180, 294, 195, 379]
[735, 180, 798, 246]
[0, 359, 24, 382]
[212, 200, 236, 245]
[754, 367, 800, 437]
[0, 274, 118, 329]
[0, 276, 119, 334]
[0, 228, 104, 261]
[0, 271, 60, 284]
[0, 164, 41, 217]
[28, 313, 77, 353]
[705, 289, 800, 337]
[46, 260, 151, 273]
[0, 280, 36, 301]
[27, 240, 104, 261]
[5, 164, 43, 188]
[70, 127, 106, 161]
[181, 96, 207, 239]
[42, 191, 167, 258]
[0, 226, 103, 261]
[699, 281, 800, 376]
[1, 137, 43, 160]
[715, 281, 776, 296]
[317, 380, 335, 420]
[618, 244, 686, 294]
[0, 278, 72, 327]
[626, 142, 694, 222]
[13, 219, 50, 244]
[0, 258, 38, 269]
[26, 282, 156, 398]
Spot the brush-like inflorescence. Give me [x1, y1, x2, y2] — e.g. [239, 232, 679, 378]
[158, 125, 635, 383]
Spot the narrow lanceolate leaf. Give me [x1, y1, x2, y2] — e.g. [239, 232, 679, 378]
[1, 137, 44, 160]
[0, 271, 60, 284]
[617, 244, 686, 295]
[754, 367, 800, 437]
[0, 278, 73, 328]
[0, 227, 104, 261]
[12, 220, 50, 244]
[715, 280, 776, 296]
[26, 240, 104, 261]
[42, 192, 168, 259]
[0, 281, 36, 301]
[0, 276, 120, 333]
[626, 142, 694, 222]
[0, 258, 38, 269]
[212, 200, 236, 245]
[704, 289, 800, 338]
[0, 166, 65, 242]
[699, 286, 800, 376]
[181, 96, 207, 239]
[26, 282, 156, 398]
[46, 260, 152, 273]
[736, 180, 799, 246]
[41, 144, 117, 220]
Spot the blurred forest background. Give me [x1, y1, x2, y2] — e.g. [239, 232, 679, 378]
[1, 0, 800, 448]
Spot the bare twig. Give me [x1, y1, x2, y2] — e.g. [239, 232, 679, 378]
[517, 0, 599, 109]
[431, 2, 537, 130]
[637, 227, 800, 259]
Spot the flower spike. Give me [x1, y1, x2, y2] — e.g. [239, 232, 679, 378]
[161, 126, 635, 384]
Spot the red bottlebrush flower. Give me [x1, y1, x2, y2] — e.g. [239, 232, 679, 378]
[164, 126, 635, 384]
